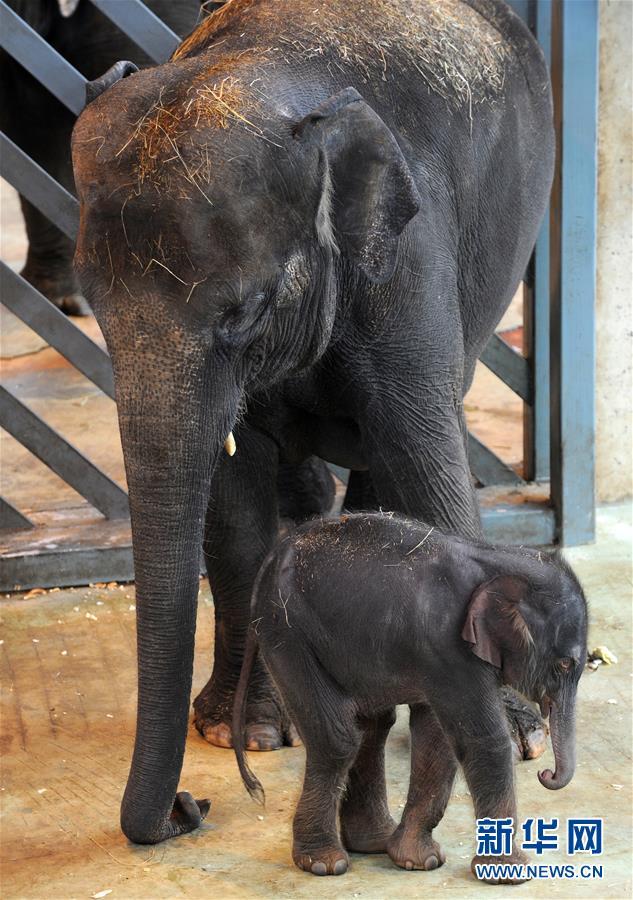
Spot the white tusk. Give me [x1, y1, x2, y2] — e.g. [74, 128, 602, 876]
[224, 432, 236, 457]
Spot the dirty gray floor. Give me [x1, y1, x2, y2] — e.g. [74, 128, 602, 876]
[1, 502, 631, 899]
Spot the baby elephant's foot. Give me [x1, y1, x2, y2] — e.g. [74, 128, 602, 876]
[293, 844, 350, 876]
[341, 809, 396, 853]
[471, 850, 530, 884]
[387, 827, 446, 871]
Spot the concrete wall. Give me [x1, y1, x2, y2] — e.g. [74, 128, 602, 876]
[596, 0, 633, 501]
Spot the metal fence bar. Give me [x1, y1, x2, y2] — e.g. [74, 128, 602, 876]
[0, 498, 33, 530]
[0, 0, 86, 116]
[468, 434, 524, 486]
[0, 527, 134, 591]
[480, 335, 532, 403]
[549, 0, 598, 544]
[481, 501, 555, 545]
[1, 264, 115, 399]
[0, 387, 128, 519]
[88, 0, 181, 63]
[529, 0, 553, 481]
[0, 133, 79, 241]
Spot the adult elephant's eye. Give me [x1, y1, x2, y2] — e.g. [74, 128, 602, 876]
[557, 658, 573, 672]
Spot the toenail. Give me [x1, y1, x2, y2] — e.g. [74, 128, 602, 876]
[333, 859, 347, 875]
[424, 855, 438, 870]
[311, 861, 327, 876]
[405, 860, 414, 870]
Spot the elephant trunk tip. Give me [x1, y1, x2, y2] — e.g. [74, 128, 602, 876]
[538, 767, 573, 790]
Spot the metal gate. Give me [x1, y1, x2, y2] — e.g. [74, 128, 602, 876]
[0, 0, 598, 590]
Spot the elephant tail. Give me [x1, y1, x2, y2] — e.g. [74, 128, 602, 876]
[232, 618, 265, 805]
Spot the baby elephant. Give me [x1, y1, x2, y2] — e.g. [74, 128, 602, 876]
[233, 513, 587, 881]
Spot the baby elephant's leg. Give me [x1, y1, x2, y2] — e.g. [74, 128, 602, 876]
[340, 708, 397, 853]
[387, 703, 456, 871]
[266, 648, 361, 876]
[292, 721, 361, 876]
[437, 688, 529, 884]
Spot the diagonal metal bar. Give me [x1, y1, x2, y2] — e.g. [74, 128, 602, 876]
[468, 433, 524, 487]
[0, 387, 128, 519]
[1, 263, 115, 399]
[0, 0, 86, 115]
[88, 0, 181, 62]
[0, 133, 79, 240]
[0, 497, 33, 530]
[480, 334, 532, 403]
[327, 434, 525, 492]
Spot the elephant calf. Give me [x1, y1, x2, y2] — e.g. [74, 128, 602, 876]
[233, 513, 587, 882]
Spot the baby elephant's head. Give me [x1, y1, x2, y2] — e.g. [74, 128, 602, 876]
[462, 554, 588, 790]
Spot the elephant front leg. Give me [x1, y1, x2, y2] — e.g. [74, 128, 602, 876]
[340, 708, 397, 852]
[361, 390, 546, 760]
[194, 424, 299, 751]
[387, 704, 456, 871]
[360, 384, 482, 539]
[440, 691, 530, 884]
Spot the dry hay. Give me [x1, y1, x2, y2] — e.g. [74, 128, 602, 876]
[172, 0, 512, 111]
[286, 0, 511, 110]
[117, 67, 261, 198]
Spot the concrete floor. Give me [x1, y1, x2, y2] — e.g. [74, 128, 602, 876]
[1, 502, 631, 899]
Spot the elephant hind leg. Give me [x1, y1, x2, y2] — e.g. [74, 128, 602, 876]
[387, 703, 456, 871]
[263, 644, 361, 876]
[342, 469, 379, 512]
[277, 456, 336, 524]
[340, 708, 397, 853]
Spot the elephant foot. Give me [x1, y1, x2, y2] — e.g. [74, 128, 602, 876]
[471, 850, 530, 884]
[193, 670, 301, 751]
[502, 687, 548, 761]
[293, 843, 349, 876]
[387, 826, 446, 871]
[21, 263, 91, 316]
[340, 808, 396, 853]
[122, 791, 211, 845]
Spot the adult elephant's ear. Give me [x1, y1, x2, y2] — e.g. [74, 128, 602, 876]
[294, 87, 421, 283]
[462, 575, 532, 679]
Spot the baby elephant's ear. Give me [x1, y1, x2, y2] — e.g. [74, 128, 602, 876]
[461, 575, 531, 669]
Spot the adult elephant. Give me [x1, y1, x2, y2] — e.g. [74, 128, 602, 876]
[0, 0, 203, 313]
[72, 0, 555, 844]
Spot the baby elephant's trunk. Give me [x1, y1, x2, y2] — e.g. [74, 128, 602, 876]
[538, 689, 577, 790]
[232, 628, 265, 804]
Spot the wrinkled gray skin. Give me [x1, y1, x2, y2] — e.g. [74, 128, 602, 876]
[233, 514, 588, 882]
[0, 0, 202, 313]
[71, 0, 555, 844]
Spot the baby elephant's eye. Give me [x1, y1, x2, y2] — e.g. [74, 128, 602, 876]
[557, 657, 573, 672]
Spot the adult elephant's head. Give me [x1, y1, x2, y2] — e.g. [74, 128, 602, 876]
[72, 59, 420, 843]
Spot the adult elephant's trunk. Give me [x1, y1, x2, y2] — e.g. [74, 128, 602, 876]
[538, 689, 577, 790]
[113, 340, 239, 844]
